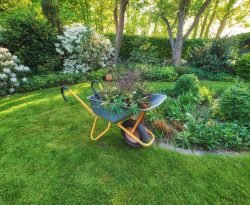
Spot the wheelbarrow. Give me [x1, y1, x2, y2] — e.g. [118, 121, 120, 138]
[61, 81, 167, 147]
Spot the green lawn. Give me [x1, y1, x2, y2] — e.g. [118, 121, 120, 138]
[0, 82, 250, 204]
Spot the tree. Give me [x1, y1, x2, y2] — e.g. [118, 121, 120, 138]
[216, 0, 237, 38]
[41, 0, 63, 34]
[204, 0, 219, 38]
[215, 0, 250, 38]
[114, 0, 129, 64]
[159, 0, 211, 66]
[0, 0, 30, 12]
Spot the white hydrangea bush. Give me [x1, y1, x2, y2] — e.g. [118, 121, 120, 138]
[55, 23, 115, 73]
[0, 47, 30, 95]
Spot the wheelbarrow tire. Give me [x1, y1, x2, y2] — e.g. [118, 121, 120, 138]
[121, 119, 150, 148]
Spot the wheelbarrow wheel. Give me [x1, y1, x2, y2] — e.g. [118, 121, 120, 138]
[121, 119, 150, 148]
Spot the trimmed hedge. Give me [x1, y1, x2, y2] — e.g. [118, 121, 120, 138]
[105, 33, 250, 63]
[106, 34, 207, 62]
[19, 73, 87, 92]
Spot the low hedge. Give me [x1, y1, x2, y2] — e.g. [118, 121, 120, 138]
[19, 73, 87, 92]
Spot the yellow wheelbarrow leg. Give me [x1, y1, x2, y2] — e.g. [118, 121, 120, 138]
[90, 116, 111, 141]
[131, 112, 145, 134]
[117, 122, 155, 147]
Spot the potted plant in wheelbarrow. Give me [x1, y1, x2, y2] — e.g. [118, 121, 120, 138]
[87, 71, 167, 147]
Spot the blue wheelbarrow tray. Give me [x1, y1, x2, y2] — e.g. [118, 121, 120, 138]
[87, 93, 167, 123]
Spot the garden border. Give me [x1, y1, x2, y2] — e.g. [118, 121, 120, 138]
[157, 142, 247, 156]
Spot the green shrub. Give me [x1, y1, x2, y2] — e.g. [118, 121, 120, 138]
[189, 67, 237, 82]
[188, 37, 239, 72]
[1, 13, 60, 73]
[127, 38, 160, 64]
[87, 68, 110, 81]
[141, 66, 177, 81]
[175, 66, 192, 76]
[234, 53, 250, 80]
[105, 33, 248, 65]
[176, 120, 250, 151]
[178, 91, 200, 106]
[174, 74, 200, 95]
[199, 86, 214, 104]
[106, 34, 208, 63]
[19, 73, 86, 92]
[158, 92, 199, 122]
[219, 84, 250, 123]
[236, 32, 250, 50]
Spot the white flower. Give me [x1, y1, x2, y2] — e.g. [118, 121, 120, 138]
[12, 55, 18, 61]
[10, 73, 16, 78]
[0, 73, 7, 79]
[9, 88, 14, 93]
[22, 77, 27, 82]
[0, 46, 30, 95]
[3, 68, 11, 73]
[23, 66, 30, 71]
[57, 23, 115, 73]
[10, 77, 17, 83]
[0, 47, 8, 54]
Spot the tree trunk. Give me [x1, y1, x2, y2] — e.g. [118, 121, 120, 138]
[114, 0, 129, 64]
[172, 42, 183, 66]
[199, 12, 208, 38]
[171, 0, 188, 66]
[183, 0, 211, 39]
[216, 18, 227, 38]
[41, 0, 63, 34]
[216, 0, 236, 38]
[192, 21, 199, 38]
[161, 0, 211, 66]
[113, 1, 118, 34]
[204, 0, 219, 38]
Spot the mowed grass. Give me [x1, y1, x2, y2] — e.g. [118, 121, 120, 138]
[0, 82, 250, 204]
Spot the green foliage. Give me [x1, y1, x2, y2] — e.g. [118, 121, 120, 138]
[141, 66, 178, 81]
[199, 86, 214, 105]
[190, 68, 237, 82]
[236, 32, 250, 50]
[105, 34, 248, 65]
[188, 37, 239, 72]
[176, 119, 250, 151]
[155, 91, 199, 123]
[100, 71, 152, 114]
[19, 73, 86, 92]
[219, 84, 250, 123]
[127, 38, 160, 64]
[1, 13, 61, 73]
[176, 67, 237, 82]
[0, 0, 28, 12]
[175, 66, 192, 76]
[41, 0, 63, 34]
[234, 53, 250, 80]
[174, 74, 200, 95]
[106, 34, 208, 63]
[86, 68, 110, 81]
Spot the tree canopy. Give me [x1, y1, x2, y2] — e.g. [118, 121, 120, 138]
[0, 0, 249, 37]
